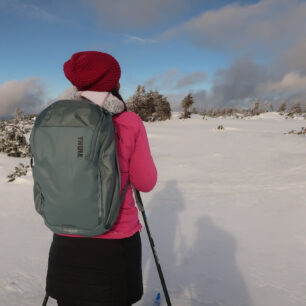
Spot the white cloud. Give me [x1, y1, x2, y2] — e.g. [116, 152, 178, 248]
[124, 35, 158, 44]
[176, 71, 206, 88]
[57, 86, 78, 100]
[145, 69, 206, 91]
[144, 68, 179, 90]
[0, 78, 46, 116]
[281, 40, 306, 74]
[86, 0, 188, 29]
[258, 72, 306, 95]
[1, 0, 57, 21]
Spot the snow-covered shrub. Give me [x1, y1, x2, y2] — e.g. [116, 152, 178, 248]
[7, 163, 30, 182]
[216, 107, 234, 117]
[287, 127, 306, 135]
[290, 102, 302, 114]
[286, 102, 304, 118]
[0, 111, 35, 157]
[0, 124, 31, 157]
[201, 107, 241, 119]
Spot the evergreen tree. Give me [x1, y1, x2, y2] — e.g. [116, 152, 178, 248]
[200, 108, 207, 116]
[278, 101, 286, 112]
[127, 85, 153, 121]
[180, 93, 194, 119]
[127, 85, 171, 121]
[191, 107, 198, 114]
[149, 90, 171, 121]
[252, 99, 260, 116]
[290, 102, 302, 114]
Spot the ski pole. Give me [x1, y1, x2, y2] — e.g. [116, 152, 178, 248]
[131, 185, 172, 306]
[42, 293, 49, 306]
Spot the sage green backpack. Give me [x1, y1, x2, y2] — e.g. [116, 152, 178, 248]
[29, 99, 127, 237]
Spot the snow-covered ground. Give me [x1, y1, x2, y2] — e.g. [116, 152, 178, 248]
[1, 113, 306, 306]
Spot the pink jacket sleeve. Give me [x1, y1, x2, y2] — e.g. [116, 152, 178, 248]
[129, 115, 157, 192]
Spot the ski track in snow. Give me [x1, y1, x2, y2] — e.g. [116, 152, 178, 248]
[1, 113, 306, 306]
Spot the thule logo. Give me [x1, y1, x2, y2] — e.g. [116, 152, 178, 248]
[77, 136, 83, 157]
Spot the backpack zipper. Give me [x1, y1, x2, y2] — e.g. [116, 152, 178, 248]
[97, 167, 102, 224]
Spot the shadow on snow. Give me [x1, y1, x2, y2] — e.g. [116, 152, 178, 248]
[140, 180, 252, 306]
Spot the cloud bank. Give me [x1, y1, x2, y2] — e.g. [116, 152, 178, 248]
[162, 0, 306, 53]
[144, 54, 306, 112]
[0, 78, 46, 117]
[156, 0, 306, 110]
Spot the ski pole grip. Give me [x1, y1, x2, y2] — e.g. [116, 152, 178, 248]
[131, 185, 144, 212]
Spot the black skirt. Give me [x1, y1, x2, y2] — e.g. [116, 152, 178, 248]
[46, 231, 143, 306]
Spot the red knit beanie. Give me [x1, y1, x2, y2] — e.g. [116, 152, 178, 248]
[63, 51, 121, 92]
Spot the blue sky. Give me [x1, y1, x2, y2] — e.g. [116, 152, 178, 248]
[1, 0, 306, 116]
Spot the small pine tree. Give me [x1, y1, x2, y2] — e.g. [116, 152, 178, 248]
[200, 108, 207, 117]
[263, 101, 269, 112]
[220, 107, 231, 116]
[252, 99, 260, 116]
[180, 93, 194, 119]
[15, 108, 23, 120]
[214, 108, 221, 117]
[149, 90, 171, 121]
[278, 101, 286, 112]
[207, 108, 214, 117]
[290, 102, 302, 114]
[191, 107, 198, 114]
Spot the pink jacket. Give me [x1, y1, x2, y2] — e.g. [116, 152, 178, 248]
[61, 111, 157, 239]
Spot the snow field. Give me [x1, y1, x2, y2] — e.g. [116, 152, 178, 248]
[1, 113, 306, 305]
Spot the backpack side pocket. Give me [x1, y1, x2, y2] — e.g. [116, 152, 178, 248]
[34, 181, 44, 215]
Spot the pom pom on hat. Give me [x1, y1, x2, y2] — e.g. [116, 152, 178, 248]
[63, 51, 121, 92]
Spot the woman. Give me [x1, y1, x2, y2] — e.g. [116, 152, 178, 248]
[46, 51, 157, 306]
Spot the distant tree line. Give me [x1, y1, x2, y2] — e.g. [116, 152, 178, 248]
[126, 85, 306, 120]
[177, 96, 305, 119]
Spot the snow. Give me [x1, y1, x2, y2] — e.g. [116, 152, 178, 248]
[1, 114, 306, 305]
